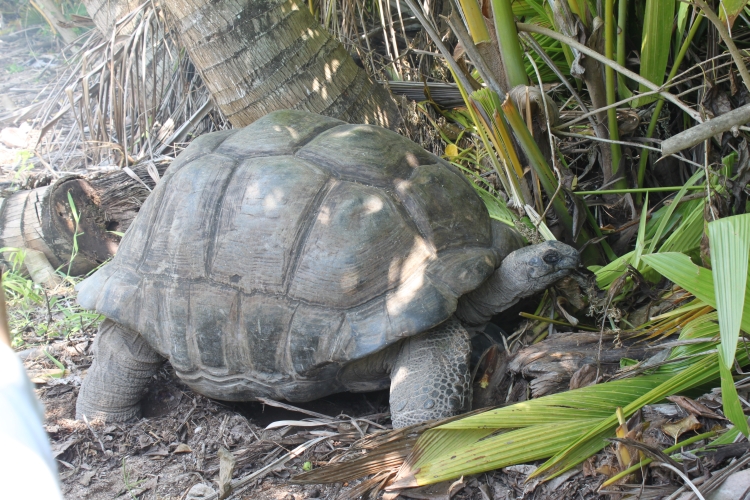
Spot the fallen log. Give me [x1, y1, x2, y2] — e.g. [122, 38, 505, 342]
[0, 160, 170, 279]
[85, 159, 170, 233]
[0, 176, 118, 276]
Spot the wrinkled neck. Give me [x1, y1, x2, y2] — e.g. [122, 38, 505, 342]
[454, 262, 527, 327]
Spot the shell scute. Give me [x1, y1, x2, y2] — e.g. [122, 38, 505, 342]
[189, 281, 239, 369]
[238, 294, 296, 376]
[159, 281, 192, 372]
[397, 163, 491, 251]
[216, 110, 344, 158]
[138, 155, 236, 279]
[336, 296, 390, 362]
[385, 273, 455, 340]
[208, 156, 329, 294]
[288, 181, 432, 308]
[296, 124, 439, 186]
[166, 129, 237, 176]
[288, 304, 345, 376]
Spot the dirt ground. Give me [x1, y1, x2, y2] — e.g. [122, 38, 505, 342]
[20, 326, 613, 500]
[24, 326, 745, 500]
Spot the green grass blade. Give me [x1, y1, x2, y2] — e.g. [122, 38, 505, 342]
[456, 0, 491, 44]
[632, 194, 649, 269]
[471, 181, 516, 225]
[398, 376, 670, 486]
[404, 352, 730, 486]
[490, 0, 528, 87]
[470, 88, 530, 205]
[642, 253, 715, 301]
[440, 375, 670, 429]
[410, 428, 495, 470]
[410, 421, 591, 484]
[501, 98, 578, 242]
[616, 0, 631, 101]
[604, 0, 623, 181]
[675, 1, 691, 48]
[636, 10, 702, 199]
[657, 199, 705, 254]
[634, 0, 676, 107]
[647, 171, 704, 254]
[532, 352, 725, 480]
[642, 252, 750, 334]
[707, 214, 750, 367]
[719, 351, 750, 436]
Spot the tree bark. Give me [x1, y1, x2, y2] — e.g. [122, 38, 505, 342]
[83, 0, 145, 36]
[163, 0, 400, 129]
[85, 162, 170, 233]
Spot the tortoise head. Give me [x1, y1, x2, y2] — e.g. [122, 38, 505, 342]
[503, 240, 580, 293]
[454, 240, 580, 326]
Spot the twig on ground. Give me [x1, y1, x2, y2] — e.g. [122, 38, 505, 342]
[82, 414, 107, 454]
[661, 103, 750, 155]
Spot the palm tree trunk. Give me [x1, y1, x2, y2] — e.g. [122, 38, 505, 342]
[163, 0, 399, 128]
[84, 0, 145, 36]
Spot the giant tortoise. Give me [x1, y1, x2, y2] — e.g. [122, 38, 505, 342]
[75, 110, 579, 428]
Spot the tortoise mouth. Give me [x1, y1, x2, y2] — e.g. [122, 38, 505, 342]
[559, 256, 581, 271]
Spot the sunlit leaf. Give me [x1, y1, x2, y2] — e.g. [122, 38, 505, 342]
[707, 214, 750, 367]
[531, 351, 735, 481]
[473, 184, 516, 225]
[632, 194, 649, 269]
[395, 375, 671, 486]
[642, 253, 750, 333]
[647, 171, 704, 254]
[398, 421, 590, 487]
[657, 199, 705, 254]
[675, 2, 692, 55]
[440, 375, 670, 430]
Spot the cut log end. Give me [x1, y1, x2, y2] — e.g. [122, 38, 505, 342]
[0, 176, 120, 276]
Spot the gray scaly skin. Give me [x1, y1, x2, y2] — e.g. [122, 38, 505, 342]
[76, 320, 165, 422]
[388, 318, 472, 427]
[386, 240, 579, 428]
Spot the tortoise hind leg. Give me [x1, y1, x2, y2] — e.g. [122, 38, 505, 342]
[389, 317, 472, 428]
[76, 319, 165, 422]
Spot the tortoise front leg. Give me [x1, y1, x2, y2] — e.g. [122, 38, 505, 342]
[389, 317, 472, 428]
[76, 319, 165, 422]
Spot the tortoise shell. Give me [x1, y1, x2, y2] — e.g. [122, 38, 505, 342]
[77, 110, 500, 402]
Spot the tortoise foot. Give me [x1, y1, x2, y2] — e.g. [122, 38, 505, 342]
[76, 320, 164, 422]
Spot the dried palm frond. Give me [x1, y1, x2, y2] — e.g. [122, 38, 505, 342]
[34, 1, 227, 172]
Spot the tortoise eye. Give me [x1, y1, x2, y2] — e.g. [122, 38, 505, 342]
[543, 252, 560, 264]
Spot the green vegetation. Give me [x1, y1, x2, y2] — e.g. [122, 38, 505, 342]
[2, 248, 102, 347]
[5, 62, 24, 73]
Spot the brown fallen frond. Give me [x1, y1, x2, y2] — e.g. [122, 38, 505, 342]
[34, 1, 225, 172]
[292, 408, 488, 485]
